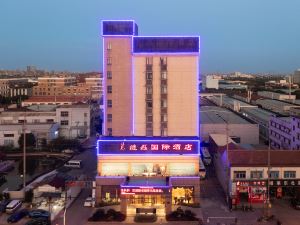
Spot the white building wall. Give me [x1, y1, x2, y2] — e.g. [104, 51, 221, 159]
[56, 106, 90, 139]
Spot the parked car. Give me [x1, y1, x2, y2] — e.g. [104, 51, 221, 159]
[25, 218, 50, 225]
[291, 198, 300, 210]
[84, 197, 93, 207]
[6, 200, 22, 214]
[29, 209, 50, 219]
[0, 199, 10, 213]
[62, 149, 74, 154]
[7, 209, 29, 223]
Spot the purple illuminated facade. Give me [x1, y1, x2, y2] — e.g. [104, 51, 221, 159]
[97, 20, 200, 215]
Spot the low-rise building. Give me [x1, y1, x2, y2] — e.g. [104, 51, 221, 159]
[0, 103, 92, 147]
[269, 116, 300, 150]
[202, 75, 220, 90]
[200, 106, 259, 144]
[241, 107, 274, 143]
[0, 78, 33, 98]
[0, 123, 59, 147]
[22, 96, 88, 107]
[257, 91, 296, 101]
[256, 99, 300, 115]
[212, 145, 300, 207]
[56, 104, 90, 139]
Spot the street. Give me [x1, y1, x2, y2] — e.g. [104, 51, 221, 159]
[52, 143, 97, 225]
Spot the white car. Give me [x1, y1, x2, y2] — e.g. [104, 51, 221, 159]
[62, 149, 74, 154]
[84, 197, 93, 207]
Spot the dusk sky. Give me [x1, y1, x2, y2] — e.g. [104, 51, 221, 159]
[1, 0, 300, 73]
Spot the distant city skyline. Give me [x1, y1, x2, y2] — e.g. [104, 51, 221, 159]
[0, 0, 300, 73]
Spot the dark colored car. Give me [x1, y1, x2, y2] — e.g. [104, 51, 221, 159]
[291, 198, 300, 209]
[28, 209, 50, 219]
[7, 209, 29, 223]
[25, 218, 50, 225]
[0, 200, 10, 213]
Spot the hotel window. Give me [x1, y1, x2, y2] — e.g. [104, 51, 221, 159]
[146, 86, 152, 94]
[161, 128, 167, 136]
[161, 71, 167, 80]
[161, 85, 167, 94]
[107, 71, 112, 79]
[107, 114, 112, 122]
[146, 57, 153, 65]
[146, 72, 153, 80]
[161, 114, 167, 122]
[4, 134, 14, 137]
[107, 57, 112, 65]
[84, 113, 87, 117]
[107, 100, 112, 108]
[160, 57, 167, 65]
[284, 171, 296, 178]
[46, 119, 54, 123]
[234, 171, 246, 179]
[146, 101, 152, 109]
[161, 99, 167, 108]
[147, 115, 153, 123]
[61, 111, 69, 117]
[60, 120, 69, 125]
[107, 42, 112, 50]
[18, 120, 27, 124]
[250, 171, 263, 179]
[107, 85, 112, 94]
[270, 171, 279, 179]
[107, 128, 112, 136]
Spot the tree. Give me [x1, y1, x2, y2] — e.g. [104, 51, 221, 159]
[48, 137, 81, 151]
[18, 133, 36, 149]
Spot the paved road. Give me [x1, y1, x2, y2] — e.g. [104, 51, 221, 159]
[52, 146, 97, 225]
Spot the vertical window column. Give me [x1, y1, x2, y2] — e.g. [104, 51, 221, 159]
[160, 57, 168, 136]
[145, 57, 153, 136]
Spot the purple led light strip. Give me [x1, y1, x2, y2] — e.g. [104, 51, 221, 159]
[102, 36, 106, 135]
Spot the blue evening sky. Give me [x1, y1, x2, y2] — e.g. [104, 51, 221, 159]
[0, 0, 299, 73]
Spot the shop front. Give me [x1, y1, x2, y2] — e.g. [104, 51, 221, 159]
[120, 186, 171, 216]
[269, 179, 300, 198]
[232, 180, 267, 205]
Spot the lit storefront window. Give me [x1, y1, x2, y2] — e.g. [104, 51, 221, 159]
[172, 187, 194, 204]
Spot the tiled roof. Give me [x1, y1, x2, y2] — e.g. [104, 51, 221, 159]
[228, 150, 300, 167]
[23, 96, 88, 103]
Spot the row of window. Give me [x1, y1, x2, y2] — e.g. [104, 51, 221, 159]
[146, 72, 167, 80]
[144, 86, 167, 95]
[61, 120, 88, 126]
[234, 170, 296, 179]
[270, 121, 291, 134]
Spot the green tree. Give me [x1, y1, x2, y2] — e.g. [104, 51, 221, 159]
[18, 133, 36, 149]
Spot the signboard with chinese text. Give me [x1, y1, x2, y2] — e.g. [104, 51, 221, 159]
[121, 187, 170, 195]
[97, 138, 200, 155]
[269, 179, 300, 187]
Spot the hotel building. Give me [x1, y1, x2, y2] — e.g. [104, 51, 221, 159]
[96, 20, 200, 215]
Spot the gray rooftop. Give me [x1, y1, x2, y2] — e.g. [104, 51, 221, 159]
[241, 107, 274, 122]
[200, 106, 252, 124]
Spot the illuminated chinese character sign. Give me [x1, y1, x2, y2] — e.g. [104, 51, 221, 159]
[97, 137, 200, 155]
[121, 187, 170, 195]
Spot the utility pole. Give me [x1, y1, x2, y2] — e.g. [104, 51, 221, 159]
[22, 110, 27, 191]
[263, 122, 271, 220]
